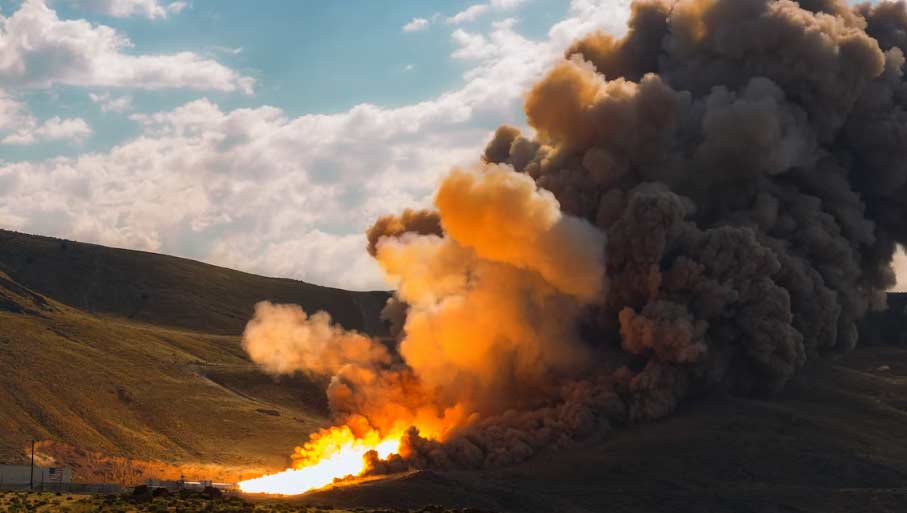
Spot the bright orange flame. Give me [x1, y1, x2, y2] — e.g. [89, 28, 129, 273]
[238, 426, 402, 495]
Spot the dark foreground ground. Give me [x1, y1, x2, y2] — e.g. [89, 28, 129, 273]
[0, 491, 486, 513]
[281, 345, 907, 513]
[3, 340, 906, 513]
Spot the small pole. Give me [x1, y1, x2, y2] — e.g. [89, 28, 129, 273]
[29, 440, 35, 491]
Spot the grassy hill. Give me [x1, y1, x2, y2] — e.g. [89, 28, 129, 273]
[0, 230, 389, 336]
[0, 230, 389, 482]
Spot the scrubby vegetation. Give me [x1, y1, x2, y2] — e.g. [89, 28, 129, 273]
[0, 491, 495, 513]
[0, 229, 389, 479]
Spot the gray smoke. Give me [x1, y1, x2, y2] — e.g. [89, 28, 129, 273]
[365, 0, 907, 470]
[247, 0, 907, 474]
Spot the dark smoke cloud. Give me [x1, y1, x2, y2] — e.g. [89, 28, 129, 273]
[564, 0, 671, 83]
[248, 0, 907, 475]
[388, 0, 907, 469]
[365, 208, 442, 257]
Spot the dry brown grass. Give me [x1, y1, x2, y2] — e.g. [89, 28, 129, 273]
[0, 292, 326, 481]
[0, 230, 391, 481]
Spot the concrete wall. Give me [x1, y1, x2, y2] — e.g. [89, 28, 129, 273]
[0, 465, 72, 486]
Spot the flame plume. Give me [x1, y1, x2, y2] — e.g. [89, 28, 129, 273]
[239, 426, 401, 495]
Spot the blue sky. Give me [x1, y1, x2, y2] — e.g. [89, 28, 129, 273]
[1, 0, 568, 161]
[0, 0, 900, 291]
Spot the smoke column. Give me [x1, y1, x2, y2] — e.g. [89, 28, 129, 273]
[244, 0, 907, 472]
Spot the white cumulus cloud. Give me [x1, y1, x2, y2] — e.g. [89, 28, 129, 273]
[89, 92, 133, 113]
[402, 17, 429, 32]
[2, 116, 92, 145]
[65, 0, 187, 19]
[447, 0, 527, 25]
[447, 4, 491, 24]
[0, 0, 253, 93]
[0, 89, 91, 145]
[0, 0, 631, 289]
[490, 0, 527, 8]
[0, 92, 35, 133]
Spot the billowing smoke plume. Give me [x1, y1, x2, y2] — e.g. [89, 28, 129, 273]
[245, 0, 907, 473]
[242, 302, 391, 376]
[246, 165, 607, 454]
[365, 208, 442, 257]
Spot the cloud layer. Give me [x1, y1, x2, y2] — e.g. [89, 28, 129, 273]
[0, 90, 91, 145]
[0, 0, 252, 93]
[67, 0, 187, 19]
[0, 0, 631, 289]
[402, 17, 429, 32]
[2, 116, 92, 145]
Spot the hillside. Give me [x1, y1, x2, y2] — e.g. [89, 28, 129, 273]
[0, 230, 389, 336]
[0, 230, 389, 482]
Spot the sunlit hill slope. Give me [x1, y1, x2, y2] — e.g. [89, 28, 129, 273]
[0, 229, 389, 482]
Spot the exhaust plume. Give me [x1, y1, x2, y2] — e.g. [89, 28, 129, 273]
[365, 208, 442, 257]
[242, 0, 907, 484]
[242, 302, 391, 376]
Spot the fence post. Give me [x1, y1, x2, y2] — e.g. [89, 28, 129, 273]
[29, 440, 34, 491]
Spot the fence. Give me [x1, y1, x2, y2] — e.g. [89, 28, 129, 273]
[0, 482, 124, 494]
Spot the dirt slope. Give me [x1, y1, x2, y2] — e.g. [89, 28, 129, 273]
[0, 230, 388, 482]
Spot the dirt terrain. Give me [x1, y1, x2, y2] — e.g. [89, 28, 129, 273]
[294, 345, 907, 513]
[0, 230, 387, 481]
